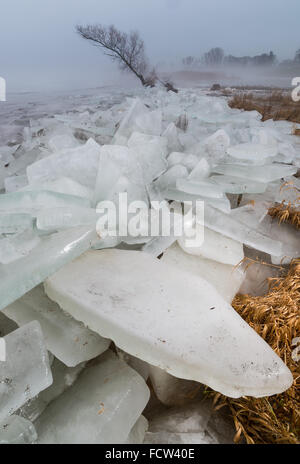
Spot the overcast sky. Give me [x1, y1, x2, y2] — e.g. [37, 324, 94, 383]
[1, 0, 299, 92]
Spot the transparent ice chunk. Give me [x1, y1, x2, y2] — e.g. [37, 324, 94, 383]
[0, 321, 53, 421]
[3, 285, 110, 367]
[35, 350, 150, 444]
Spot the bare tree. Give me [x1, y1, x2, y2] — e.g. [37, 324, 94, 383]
[76, 24, 178, 92]
[203, 47, 224, 66]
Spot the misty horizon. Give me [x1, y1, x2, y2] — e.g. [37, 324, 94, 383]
[1, 0, 300, 92]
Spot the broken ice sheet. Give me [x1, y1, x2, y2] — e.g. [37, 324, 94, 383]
[0, 213, 33, 234]
[26, 138, 101, 189]
[128, 132, 168, 184]
[213, 163, 297, 182]
[35, 350, 150, 444]
[4, 174, 28, 193]
[135, 109, 162, 136]
[24, 177, 94, 202]
[178, 226, 244, 266]
[162, 123, 183, 153]
[198, 204, 283, 257]
[144, 401, 235, 444]
[226, 143, 277, 163]
[113, 98, 149, 141]
[164, 188, 231, 213]
[36, 206, 98, 231]
[17, 358, 86, 422]
[44, 249, 292, 398]
[153, 165, 188, 192]
[210, 175, 267, 194]
[0, 230, 41, 264]
[126, 416, 148, 444]
[0, 190, 91, 215]
[0, 148, 40, 190]
[0, 415, 37, 444]
[0, 321, 53, 422]
[94, 144, 146, 204]
[149, 365, 203, 407]
[188, 158, 211, 181]
[0, 226, 98, 311]
[161, 243, 244, 303]
[3, 285, 110, 367]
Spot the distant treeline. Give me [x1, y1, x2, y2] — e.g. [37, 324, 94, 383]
[182, 47, 300, 68]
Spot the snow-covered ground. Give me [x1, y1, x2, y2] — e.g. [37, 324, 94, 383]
[0, 84, 299, 444]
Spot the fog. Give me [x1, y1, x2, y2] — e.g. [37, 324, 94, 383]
[1, 0, 300, 92]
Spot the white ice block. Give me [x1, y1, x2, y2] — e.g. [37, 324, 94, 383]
[44, 249, 292, 398]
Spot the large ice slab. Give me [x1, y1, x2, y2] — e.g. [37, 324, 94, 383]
[0, 321, 52, 422]
[44, 249, 293, 398]
[0, 226, 98, 311]
[3, 285, 110, 366]
[35, 350, 150, 444]
[0, 415, 37, 444]
[213, 163, 297, 182]
[27, 138, 101, 189]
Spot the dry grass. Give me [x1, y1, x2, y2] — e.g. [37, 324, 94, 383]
[229, 91, 300, 126]
[212, 259, 300, 444]
[268, 181, 300, 229]
[269, 203, 300, 230]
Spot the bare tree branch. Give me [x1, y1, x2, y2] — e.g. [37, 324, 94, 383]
[75, 24, 178, 92]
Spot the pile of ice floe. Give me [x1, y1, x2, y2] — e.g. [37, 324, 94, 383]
[0, 87, 299, 444]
